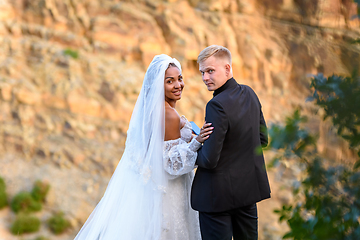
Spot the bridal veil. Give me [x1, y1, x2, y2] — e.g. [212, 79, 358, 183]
[74, 55, 182, 240]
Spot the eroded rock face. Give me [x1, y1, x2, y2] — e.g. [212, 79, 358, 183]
[0, 0, 359, 239]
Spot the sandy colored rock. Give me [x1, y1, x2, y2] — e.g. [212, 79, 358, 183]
[0, 82, 11, 101]
[0, 1, 14, 21]
[0, 0, 360, 239]
[42, 93, 67, 110]
[67, 91, 101, 117]
[15, 87, 41, 105]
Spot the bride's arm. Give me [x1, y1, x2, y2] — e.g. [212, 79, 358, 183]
[163, 138, 202, 177]
[163, 108, 202, 177]
[163, 108, 211, 177]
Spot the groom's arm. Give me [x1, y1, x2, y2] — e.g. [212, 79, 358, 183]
[259, 106, 268, 147]
[196, 100, 228, 169]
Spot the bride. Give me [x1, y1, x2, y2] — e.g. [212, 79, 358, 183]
[74, 54, 213, 240]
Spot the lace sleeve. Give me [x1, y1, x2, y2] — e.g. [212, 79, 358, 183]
[163, 138, 202, 178]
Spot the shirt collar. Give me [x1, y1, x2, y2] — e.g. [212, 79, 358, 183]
[213, 77, 237, 97]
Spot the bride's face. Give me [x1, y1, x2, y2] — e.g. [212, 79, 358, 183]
[164, 66, 184, 102]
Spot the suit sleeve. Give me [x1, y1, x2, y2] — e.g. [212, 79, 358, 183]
[260, 106, 268, 147]
[196, 100, 228, 169]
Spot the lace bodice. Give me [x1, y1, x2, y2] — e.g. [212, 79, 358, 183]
[163, 116, 201, 177]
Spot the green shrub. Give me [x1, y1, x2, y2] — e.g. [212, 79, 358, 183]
[0, 177, 8, 209]
[34, 236, 50, 240]
[0, 191, 7, 209]
[63, 48, 79, 59]
[268, 73, 360, 239]
[0, 177, 5, 192]
[47, 211, 70, 234]
[31, 180, 50, 202]
[10, 214, 41, 235]
[11, 192, 42, 213]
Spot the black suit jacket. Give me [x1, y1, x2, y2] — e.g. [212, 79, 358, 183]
[191, 78, 271, 213]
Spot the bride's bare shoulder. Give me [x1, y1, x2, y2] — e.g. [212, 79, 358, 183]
[165, 106, 180, 121]
[165, 106, 181, 141]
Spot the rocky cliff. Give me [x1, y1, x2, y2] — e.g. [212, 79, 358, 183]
[0, 0, 359, 239]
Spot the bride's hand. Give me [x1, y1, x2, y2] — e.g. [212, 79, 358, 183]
[196, 122, 213, 143]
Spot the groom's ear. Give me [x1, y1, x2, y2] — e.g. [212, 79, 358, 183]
[225, 64, 231, 77]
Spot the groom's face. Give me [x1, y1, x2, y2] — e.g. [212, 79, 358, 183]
[199, 56, 230, 91]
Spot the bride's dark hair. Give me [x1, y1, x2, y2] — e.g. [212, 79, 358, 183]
[168, 62, 179, 69]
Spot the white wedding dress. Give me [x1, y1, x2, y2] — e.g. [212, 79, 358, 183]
[74, 55, 201, 240]
[162, 116, 202, 240]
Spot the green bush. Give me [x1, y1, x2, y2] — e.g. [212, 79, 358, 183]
[34, 236, 50, 240]
[0, 191, 7, 209]
[31, 180, 50, 202]
[0, 176, 7, 209]
[10, 214, 41, 235]
[11, 192, 42, 213]
[0, 177, 5, 192]
[268, 73, 360, 239]
[47, 211, 70, 234]
[63, 48, 79, 59]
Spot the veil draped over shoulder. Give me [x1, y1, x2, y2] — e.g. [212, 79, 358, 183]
[74, 55, 182, 240]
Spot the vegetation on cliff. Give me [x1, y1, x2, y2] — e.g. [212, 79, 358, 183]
[0, 178, 70, 236]
[0, 177, 7, 209]
[268, 73, 360, 239]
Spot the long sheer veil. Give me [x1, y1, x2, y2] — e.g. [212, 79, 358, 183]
[74, 54, 182, 240]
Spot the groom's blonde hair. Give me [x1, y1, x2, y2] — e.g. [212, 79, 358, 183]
[197, 45, 232, 65]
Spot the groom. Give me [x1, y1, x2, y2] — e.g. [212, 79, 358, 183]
[191, 45, 271, 240]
